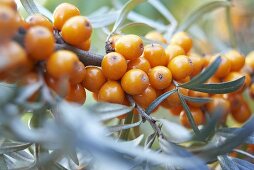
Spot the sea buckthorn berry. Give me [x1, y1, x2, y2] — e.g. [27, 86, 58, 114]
[46, 50, 79, 79]
[45, 74, 70, 97]
[170, 32, 192, 53]
[163, 83, 188, 107]
[144, 44, 168, 67]
[0, 6, 19, 42]
[25, 26, 54, 61]
[70, 61, 86, 84]
[0, 0, 17, 11]
[168, 55, 193, 80]
[0, 41, 28, 72]
[210, 55, 231, 78]
[61, 16, 92, 45]
[121, 69, 149, 95]
[106, 34, 122, 53]
[225, 50, 245, 72]
[242, 72, 251, 88]
[168, 105, 183, 116]
[165, 44, 185, 61]
[82, 66, 106, 93]
[206, 96, 230, 122]
[231, 101, 251, 123]
[223, 72, 245, 93]
[226, 94, 243, 112]
[65, 83, 86, 104]
[145, 31, 167, 44]
[180, 107, 205, 128]
[127, 57, 151, 73]
[246, 51, 254, 71]
[26, 14, 53, 31]
[206, 76, 220, 84]
[98, 81, 125, 104]
[53, 3, 80, 30]
[249, 83, 254, 99]
[148, 66, 172, 90]
[92, 92, 98, 101]
[177, 76, 191, 84]
[115, 34, 144, 60]
[76, 39, 91, 51]
[101, 52, 127, 80]
[133, 86, 157, 109]
[189, 53, 205, 77]
[187, 90, 209, 107]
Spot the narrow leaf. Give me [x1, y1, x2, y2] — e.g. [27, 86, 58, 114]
[88, 11, 119, 28]
[111, 0, 146, 34]
[87, 102, 134, 121]
[182, 95, 211, 104]
[180, 56, 221, 88]
[185, 77, 245, 94]
[146, 89, 177, 115]
[178, 92, 200, 135]
[218, 155, 239, 170]
[119, 22, 154, 31]
[120, 111, 134, 140]
[68, 148, 79, 166]
[0, 142, 32, 154]
[20, 0, 39, 15]
[108, 115, 142, 132]
[177, 0, 231, 32]
[0, 155, 7, 170]
[232, 157, 254, 169]
[122, 135, 144, 146]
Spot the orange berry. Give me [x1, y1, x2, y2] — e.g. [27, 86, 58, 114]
[168, 105, 183, 116]
[231, 101, 251, 123]
[46, 50, 79, 79]
[249, 83, 254, 99]
[177, 76, 191, 84]
[246, 51, 254, 71]
[101, 52, 127, 80]
[163, 83, 188, 107]
[115, 34, 144, 60]
[180, 107, 205, 128]
[25, 26, 54, 61]
[98, 81, 125, 104]
[210, 55, 231, 78]
[106, 34, 122, 53]
[65, 83, 86, 104]
[223, 72, 245, 93]
[225, 50, 245, 71]
[189, 53, 205, 77]
[145, 31, 167, 43]
[143, 44, 168, 67]
[187, 90, 209, 107]
[61, 16, 92, 45]
[82, 66, 106, 93]
[0, 6, 19, 42]
[70, 61, 86, 84]
[206, 76, 220, 84]
[0, 0, 17, 11]
[133, 86, 157, 109]
[75, 39, 91, 51]
[121, 69, 149, 95]
[226, 94, 244, 112]
[53, 3, 80, 30]
[45, 74, 70, 97]
[171, 32, 192, 53]
[26, 14, 53, 31]
[165, 44, 185, 61]
[148, 66, 172, 90]
[168, 55, 193, 80]
[127, 57, 151, 73]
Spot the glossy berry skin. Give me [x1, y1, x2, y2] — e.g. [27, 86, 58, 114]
[61, 16, 92, 45]
[189, 53, 205, 77]
[165, 44, 185, 61]
[225, 50, 245, 72]
[168, 105, 183, 116]
[148, 66, 172, 90]
[180, 107, 205, 128]
[98, 81, 125, 104]
[0, 0, 17, 11]
[26, 14, 53, 31]
[53, 3, 80, 30]
[121, 69, 149, 95]
[170, 32, 192, 53]
[168, 55, 193, 80]
[226, 94, 244, 112]
[163, 84, 188, 107]
[0, 6, 19, 42]
[65, 83, 86, 104]
[25, 26, 54, 61]
[82, 66, 106, 93]
[70, 61, 86, 84]
[187, 90, 209, 107]
[101, 52, 127, 80]
[115, 34, 144, 60]
[75, 39, 91, 51]
[246, 51, 254, 70]
[127, 57, 151, 73]
[46, 50, 79, 79]
[206, 76, 220, 84]
[231, 101, 251, 123]
[145, 31, 167, 44]
[144, 44, 168, 67]
[249, 83, 254, 99]
[210, 55, 231, 78]
[133, 86, 157, 109]
[45, 74, 70, 97]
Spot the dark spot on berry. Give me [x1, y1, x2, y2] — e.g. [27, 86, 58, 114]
[85, 21, 90, 28]
[158, 73, 163, 80]
[141, 74, 148, 82]
[140, 43, 144, 51]
[36, 29, 45, 35]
